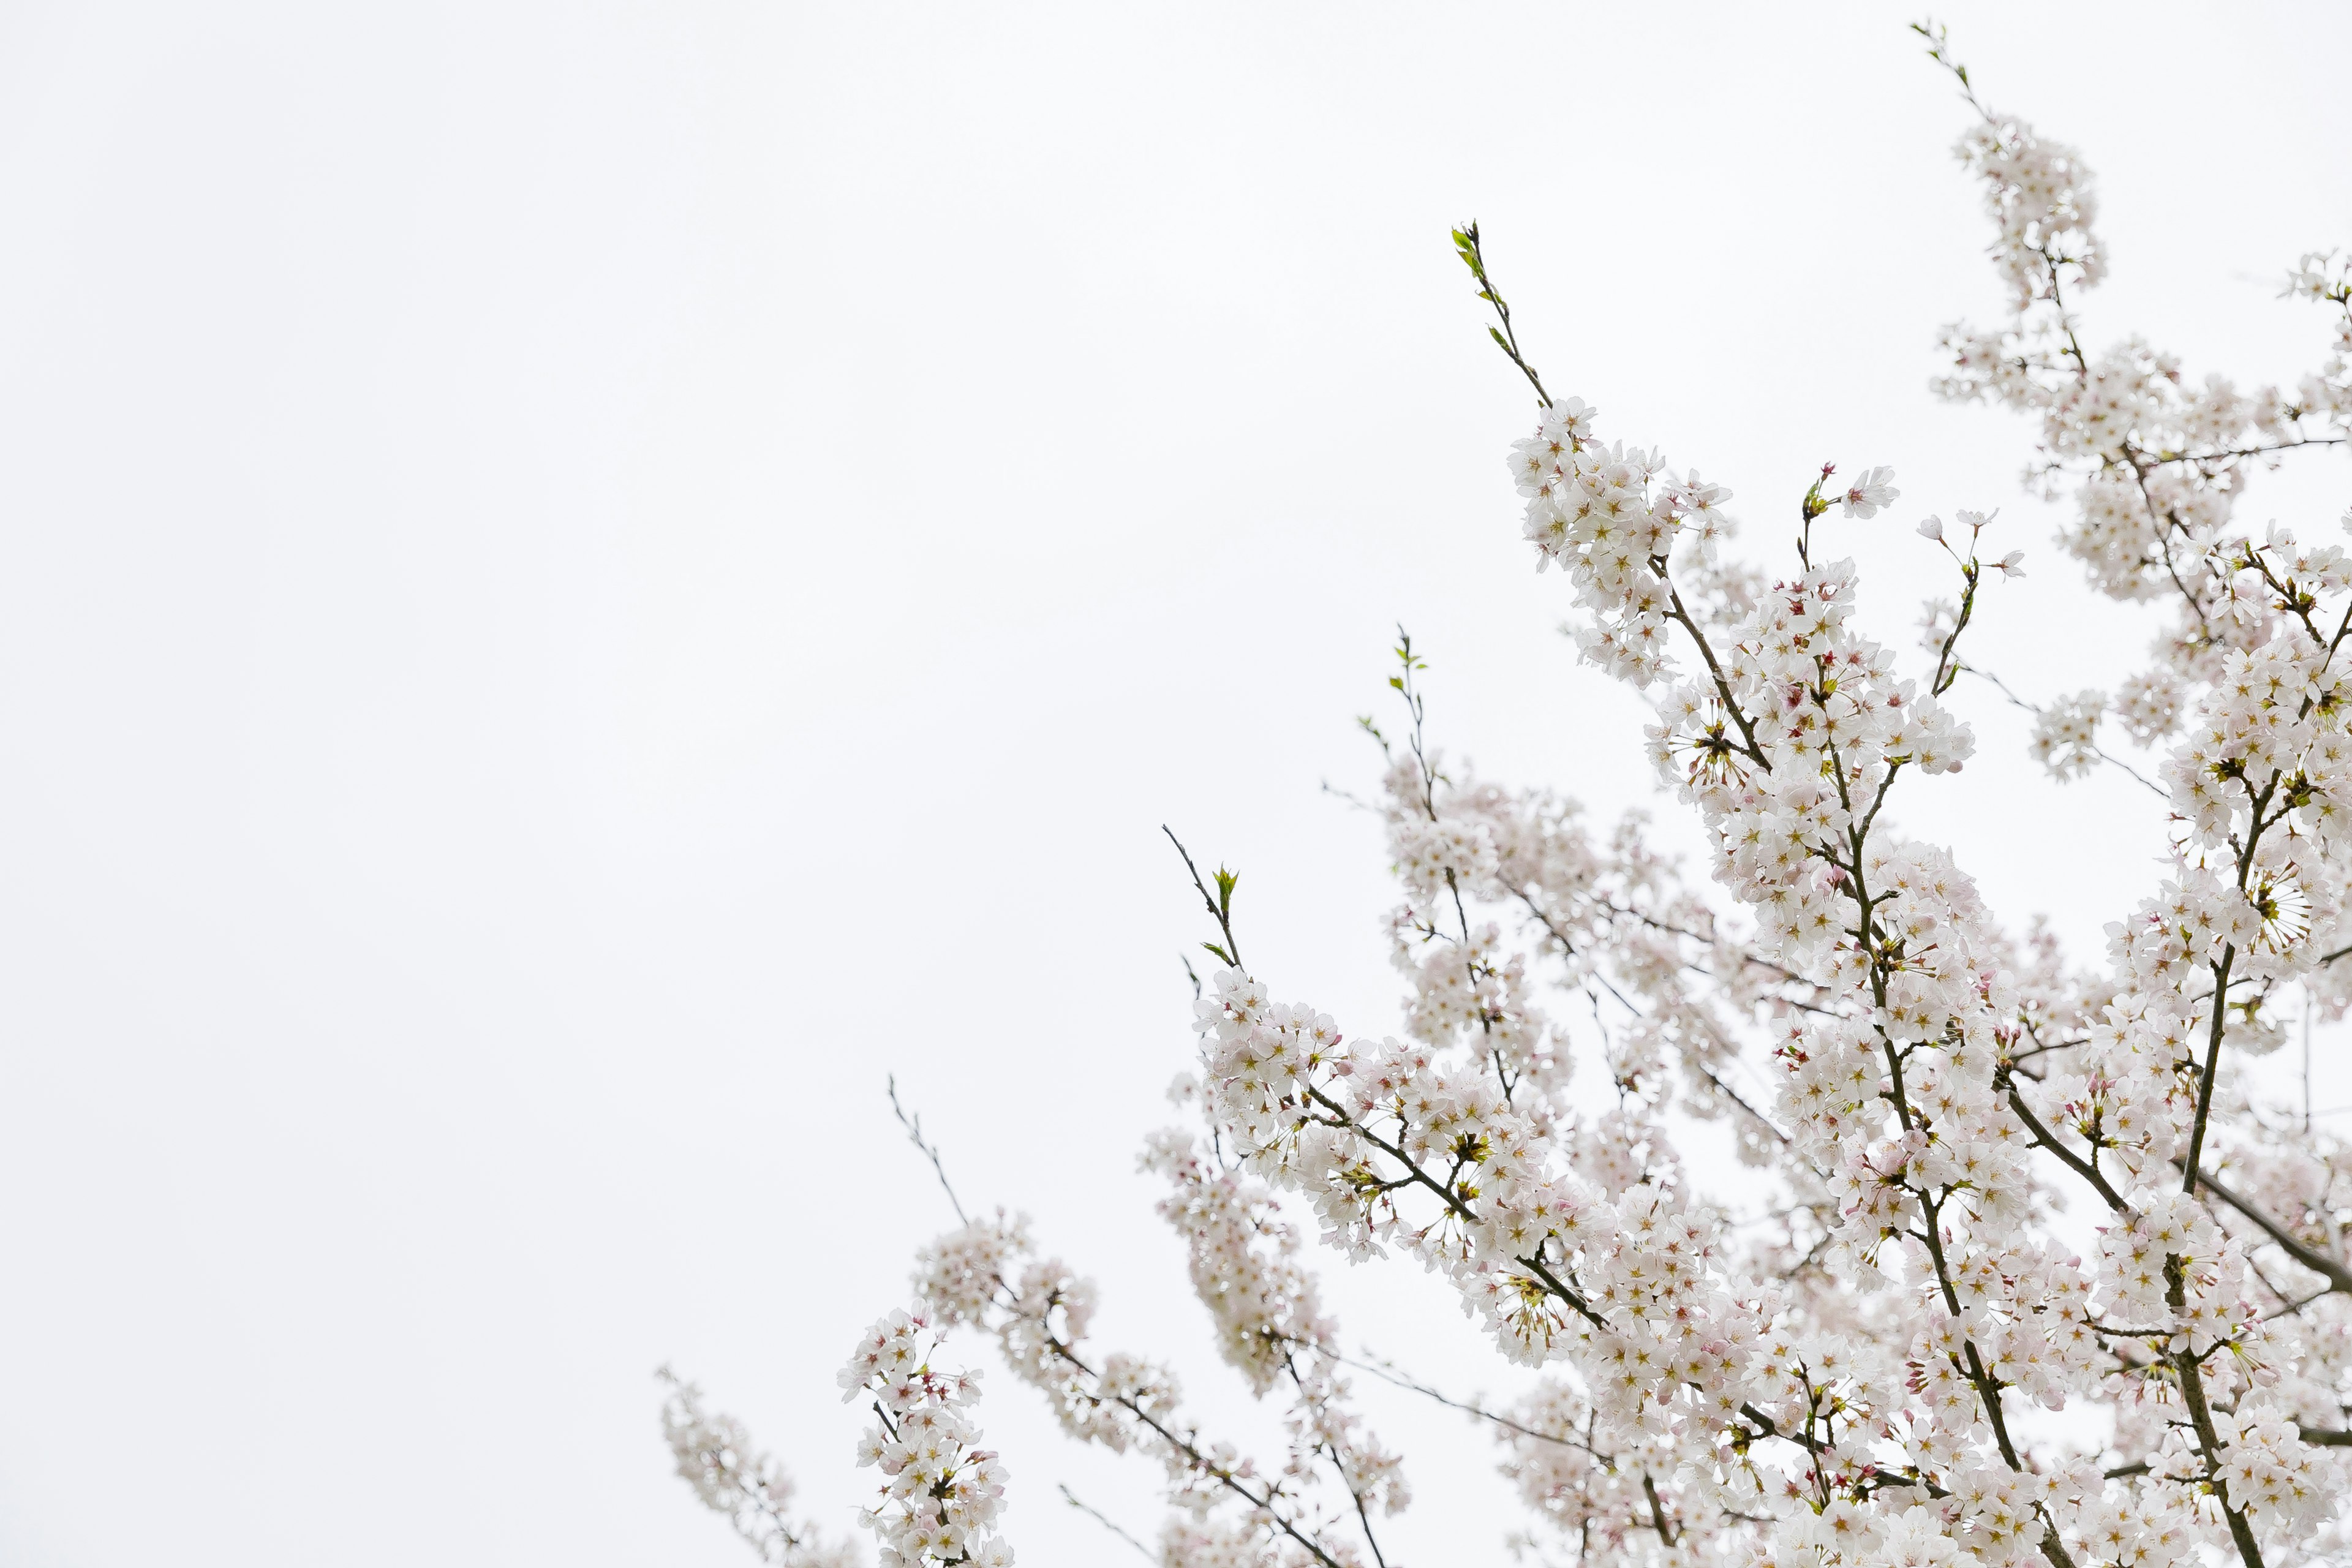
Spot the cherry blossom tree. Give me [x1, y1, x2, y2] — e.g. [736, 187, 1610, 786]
[662, 23, 2352, 1568]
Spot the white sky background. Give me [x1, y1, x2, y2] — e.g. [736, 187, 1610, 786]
[2, 2, 2350, 1563]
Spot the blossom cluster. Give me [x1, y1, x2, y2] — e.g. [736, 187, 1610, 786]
[1954, 104, 2105, 311]
[839, 1310, 1012, 1567]
[1928, 57, 2352, 812]
[1144, 1121, 1408, 1520]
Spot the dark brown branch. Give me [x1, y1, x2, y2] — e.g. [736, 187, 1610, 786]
[1301, 1084, 1606, 1329]
[2006, 1082, 2126, 1212]
[2177, 1159, 2352, 1294]
[2166, 1256, 2267, 1568]
[1640, 1473, 1680, 1548]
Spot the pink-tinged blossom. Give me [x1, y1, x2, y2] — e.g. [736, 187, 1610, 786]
[1842, 466, 1901, 519]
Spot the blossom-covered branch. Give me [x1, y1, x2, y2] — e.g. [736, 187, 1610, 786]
[659, 1369, 858, 1568]
[661, 23, 2352, 1568]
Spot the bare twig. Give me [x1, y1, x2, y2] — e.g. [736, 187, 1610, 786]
[1058, 1485, 1156, 1563]
[888, 1074, 970, 1226]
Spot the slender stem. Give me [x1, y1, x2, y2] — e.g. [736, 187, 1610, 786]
[1304, 1343, 1610, 1454]
[1660, 575, 1771, 772]
[2006, 1082, 2127, 1212]
[1165, 825, 1245, 971]
[1930, 560, 1979, 696]
[888, 1075, 969, 1226]
[1454, 223, 1551, 406]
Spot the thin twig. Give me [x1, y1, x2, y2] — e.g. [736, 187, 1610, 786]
[1966, 665, 2164, 796]
[1164, 825, 1246, 971]
[1058, 1485, 1156, 1563]
[1453, 222, 1551, 407]
[1312, 1343, 1605, 1454]
[888, 1074, 969, 1225]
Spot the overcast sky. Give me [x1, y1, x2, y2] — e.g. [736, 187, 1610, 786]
[2, 3, 2350, 1564]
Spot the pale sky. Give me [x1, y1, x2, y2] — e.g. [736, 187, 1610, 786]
[2, 4, 2349, 1564]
